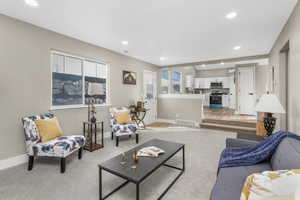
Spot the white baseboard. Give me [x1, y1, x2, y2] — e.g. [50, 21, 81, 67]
[156, 118, 176, 124]
[0, 131, 131, 171]
[0, 154, 27, 170]
[157, 118, 199, 127]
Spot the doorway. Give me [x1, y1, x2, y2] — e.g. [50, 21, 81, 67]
[279, 41, 289, 131]
[143, 70, 158, 124]
[238, 66, 256, 115]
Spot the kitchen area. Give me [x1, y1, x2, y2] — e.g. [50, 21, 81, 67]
[185, 68, 236, 111]
[158, 60, 269, 131]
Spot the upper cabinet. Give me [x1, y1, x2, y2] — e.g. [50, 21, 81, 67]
[194, 78, 210, 88]
[194, 77, 230, 89]
[221, 77, 230, 88]
[185, 75, 194, 88]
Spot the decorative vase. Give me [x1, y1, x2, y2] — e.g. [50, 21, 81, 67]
[263, 113, 276, 137]
[91, 116, 97, 123]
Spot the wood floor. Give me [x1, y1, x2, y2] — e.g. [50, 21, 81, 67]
[203, 107, 257, 124]
[201, 107, 257, 133]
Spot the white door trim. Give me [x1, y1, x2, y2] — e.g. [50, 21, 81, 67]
[143, 70, 158, 123]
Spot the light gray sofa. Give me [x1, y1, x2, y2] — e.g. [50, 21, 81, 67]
[210, 137, 300, 200]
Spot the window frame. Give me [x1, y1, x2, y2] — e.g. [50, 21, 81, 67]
[50, 50, 110, 110]
[160, 69, 171, 94]
[160, 69, 183, 94]
[171, 71, 183, 94]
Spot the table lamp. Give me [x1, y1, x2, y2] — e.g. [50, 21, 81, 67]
[255, 93, 285, 136]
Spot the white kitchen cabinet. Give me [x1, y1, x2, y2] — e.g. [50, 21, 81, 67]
[185, 75, 194, 88]
[222, 95, 229, 107]
[204, 93, 210, 106]
[204, 78, 211, 88]
[194, 78, 207, 88]
[194, 78, 200, 88]
[199, 78, 206, 88]
[222, 77, 230, 88]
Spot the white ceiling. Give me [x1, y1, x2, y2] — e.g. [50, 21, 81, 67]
[0, 0, 297, 66]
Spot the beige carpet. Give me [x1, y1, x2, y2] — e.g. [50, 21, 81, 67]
[0, 129, 236, 200]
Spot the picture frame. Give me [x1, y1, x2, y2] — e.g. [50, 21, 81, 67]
[123, 70, 137, 85]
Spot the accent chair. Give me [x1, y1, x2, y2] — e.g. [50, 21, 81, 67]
[22, 113, 85, 173]
[109, 106, 139, 146]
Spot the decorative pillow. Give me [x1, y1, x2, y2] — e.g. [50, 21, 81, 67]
[241, 169, 300, 200]
[35, 117, 64, 143]
[114, 111, 132, 124]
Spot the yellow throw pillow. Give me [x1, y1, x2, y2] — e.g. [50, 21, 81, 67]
[35, 117, 64, 143]
[114, 111, 132, 124]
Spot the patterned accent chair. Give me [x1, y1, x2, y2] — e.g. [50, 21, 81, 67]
[109, 107, 139, 147]
[22, 113, 85, 173]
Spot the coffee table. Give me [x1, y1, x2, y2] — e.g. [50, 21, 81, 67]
[98, 139, 185, 200]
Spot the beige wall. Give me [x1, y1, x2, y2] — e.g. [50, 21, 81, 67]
[158, 98, 202, 123]
[0, 14, 158, 160]
[269, 1, 300, 133]
[255, 65, 270, 101]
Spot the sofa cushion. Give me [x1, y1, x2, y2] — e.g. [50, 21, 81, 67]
[112, 124, 138, 136]
[271, 137, 300, 170]
[210, 162, 272, 200]
[31, 135, 85, 157]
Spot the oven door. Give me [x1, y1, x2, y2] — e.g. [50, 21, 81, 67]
[210, 95, 223, 108]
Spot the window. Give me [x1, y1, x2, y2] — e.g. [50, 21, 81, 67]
[84, 60, 107, 105]
[51, 51, 108, 108]
[172, 71, 182, 93]
[160, 70, 170, 94]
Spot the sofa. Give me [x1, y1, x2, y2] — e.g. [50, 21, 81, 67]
[210, 137, 300, 200]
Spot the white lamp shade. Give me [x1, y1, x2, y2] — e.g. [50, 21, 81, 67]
[255, 93, 285, 114]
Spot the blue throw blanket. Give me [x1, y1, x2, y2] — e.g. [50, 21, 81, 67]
[219, 131, 300, 168]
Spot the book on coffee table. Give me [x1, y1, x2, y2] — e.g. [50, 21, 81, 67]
[137, 146, 165, 157]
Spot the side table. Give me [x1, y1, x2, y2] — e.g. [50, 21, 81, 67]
[130, 108, 149, 129]
[83, 121, 104, 152]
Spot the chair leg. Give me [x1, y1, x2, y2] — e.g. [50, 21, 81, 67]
[111, 132, 114, 140]
[60, 158, 66, 173]
[28, 156, 34, 171]
[136, 134, 139, 144]
[78, 147, 82, 160]
[116, 136, 119, 147]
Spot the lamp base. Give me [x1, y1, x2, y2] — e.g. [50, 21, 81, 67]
[263, 113, 276, 137]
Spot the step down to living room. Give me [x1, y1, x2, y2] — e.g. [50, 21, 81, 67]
[200, 119, 256, 134]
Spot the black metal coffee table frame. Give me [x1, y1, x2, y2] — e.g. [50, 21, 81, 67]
[99, 145, 185, 200]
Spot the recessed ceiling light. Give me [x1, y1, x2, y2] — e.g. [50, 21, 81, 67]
[122, 41, 128, 45]
[220, 62, 225, 65]
[226, 12, 237, 19]
[234, 46, 241, 50]
[25, 0, 39, 7]
[160, 57, 165, 61]
[202, 64, 206, 67]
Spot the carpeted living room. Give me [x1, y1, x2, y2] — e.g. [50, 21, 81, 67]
[1, 1, 300, 200]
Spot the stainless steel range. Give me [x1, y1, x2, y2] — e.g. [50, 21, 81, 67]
[210, 92, 223, 108]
